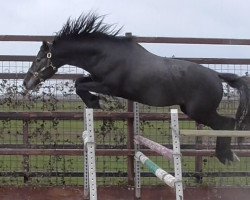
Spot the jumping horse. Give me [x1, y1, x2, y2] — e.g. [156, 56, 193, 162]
[23, 13, 250, 165]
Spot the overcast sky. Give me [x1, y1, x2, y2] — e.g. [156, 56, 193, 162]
[1, 0, 250, 58]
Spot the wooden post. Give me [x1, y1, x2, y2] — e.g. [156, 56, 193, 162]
[125, 32, 135, 187]
[23, 120, 30, 184]
[195, 123, 203, 183]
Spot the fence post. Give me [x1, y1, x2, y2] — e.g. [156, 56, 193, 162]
[195, 123, 203, 183]
[23, 120, 30, 184]
[126, 32, 135, 187]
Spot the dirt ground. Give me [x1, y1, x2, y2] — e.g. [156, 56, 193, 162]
[0, 186, 250, 200]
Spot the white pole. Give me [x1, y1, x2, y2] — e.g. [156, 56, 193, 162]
[83, 108, 89, 199]
[83, 109, 97, 200]
[133, 102, 141, 199]
[171, 109, 184, 200]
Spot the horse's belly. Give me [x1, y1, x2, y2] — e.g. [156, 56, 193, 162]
[125, 85, 181, 107]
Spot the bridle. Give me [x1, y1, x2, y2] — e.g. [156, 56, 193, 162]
[29, 43, 58, 82]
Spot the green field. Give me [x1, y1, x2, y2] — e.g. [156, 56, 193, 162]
[0, 89, 250, 187]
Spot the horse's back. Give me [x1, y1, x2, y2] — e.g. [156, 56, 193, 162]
[125, 56, 223, 107]
[165, 58, 223, 105]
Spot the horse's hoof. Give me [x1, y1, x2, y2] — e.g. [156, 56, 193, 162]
[233, 152, 240, 162]
[99, 101, 109, 110]
[224, 153, 240, 165]
[98, 95, 110, 110]
[216, 149, 239, 165]
[98, 95, 124, 110]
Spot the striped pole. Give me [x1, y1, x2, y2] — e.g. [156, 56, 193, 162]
[135, 151, 176, 188]
[134, 135, 173, 161]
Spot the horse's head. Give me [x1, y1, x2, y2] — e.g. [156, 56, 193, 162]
[23, 41, 58, 91]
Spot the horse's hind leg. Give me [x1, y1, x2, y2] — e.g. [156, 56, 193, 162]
[208, 113, 237, 164]
[181, 104, 236, 164]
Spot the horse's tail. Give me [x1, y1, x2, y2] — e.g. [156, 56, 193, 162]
[219, 73, 250, 130]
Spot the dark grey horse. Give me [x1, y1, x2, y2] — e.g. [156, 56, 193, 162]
[23, 13, 250, 165]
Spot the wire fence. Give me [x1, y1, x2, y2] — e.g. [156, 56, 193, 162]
[0, 36, 250, 188]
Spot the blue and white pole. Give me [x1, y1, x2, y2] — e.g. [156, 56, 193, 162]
[135, 151, 176, 188]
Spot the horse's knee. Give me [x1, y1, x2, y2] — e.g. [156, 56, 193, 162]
[75, 90, 101, 109]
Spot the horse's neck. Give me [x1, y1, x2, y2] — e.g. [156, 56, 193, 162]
[53, 39, 109, 70]
[53, 38, 151, 74]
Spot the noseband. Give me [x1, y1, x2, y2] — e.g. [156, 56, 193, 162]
[29, 44, 58, 82]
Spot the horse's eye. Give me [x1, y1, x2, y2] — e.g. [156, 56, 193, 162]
[36, 58, 41, 62]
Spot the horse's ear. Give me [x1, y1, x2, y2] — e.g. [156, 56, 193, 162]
[41, 41, 49, 50]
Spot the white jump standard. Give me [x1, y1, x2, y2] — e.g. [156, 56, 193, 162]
[82, 109, 97, 200]
[171, 109, 184, 200]
[134, 103, 184, 200]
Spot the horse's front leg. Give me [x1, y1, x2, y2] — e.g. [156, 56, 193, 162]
[75, 77, 103, 109]
[75, 77, 110, 109]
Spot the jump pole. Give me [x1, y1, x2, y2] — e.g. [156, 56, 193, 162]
[134, 135, 174, 161]
[181, 129, 250, 137]
[134, 102, 184, 200]
[82, 108, 97, 200]
[135, 151, 176, 187]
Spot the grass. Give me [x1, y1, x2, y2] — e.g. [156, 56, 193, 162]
[0, 97, 250, 187]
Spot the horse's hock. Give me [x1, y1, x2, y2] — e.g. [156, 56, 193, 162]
[0, 34, 250, 199]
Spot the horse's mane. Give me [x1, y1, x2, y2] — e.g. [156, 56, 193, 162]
[54, 13, 121, 42]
